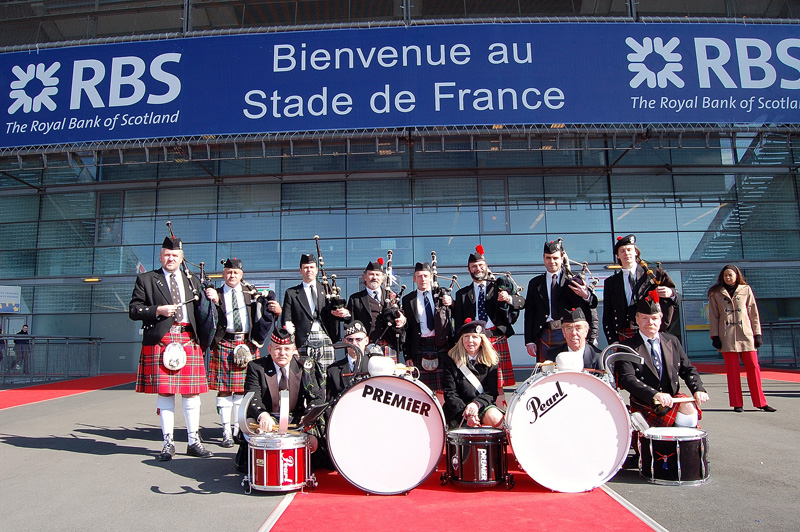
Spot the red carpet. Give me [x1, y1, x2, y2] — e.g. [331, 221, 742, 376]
[694, 363, 800, 383]
[269, 457, 653, 532]
[0, 374, 136, 410]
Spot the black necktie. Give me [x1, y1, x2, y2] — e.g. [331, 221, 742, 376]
[648, 338, 663, 379]
[279, 367, 288, 391]
[424, 293, 435, 330]
[310, 285, 318, 317]
[549, 273, 558, 318]
[629, 272, 637, 304]
[231, 292, 243, 332]
[372, 290, 380, 303]
[477, 285, 488, 321]
[169, 273, 184, 323]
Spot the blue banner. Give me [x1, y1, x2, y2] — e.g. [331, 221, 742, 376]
[1, 22, 799, 148]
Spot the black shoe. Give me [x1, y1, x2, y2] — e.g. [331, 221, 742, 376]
[733, 407, 743, 413]
[187, 442, 213, 458]
[759, 405, 777, 412]
[220, 436, 234, 448]
[157, 442, 176, 461]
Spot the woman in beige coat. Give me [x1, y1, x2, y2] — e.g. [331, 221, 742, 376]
[708, 265, 775, 413]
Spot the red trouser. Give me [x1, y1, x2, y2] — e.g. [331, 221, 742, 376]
[723, 351, 767, 408]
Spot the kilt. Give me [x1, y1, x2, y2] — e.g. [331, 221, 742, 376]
[302, 329, 335, 371]
[487, 330, 515, 387]
[136, 328, 208, 395]
[618, 327, 637, 342]
[208, 338, 261, 392]
[630, 393, 701, 429]
[411, 337, 444, 392]
[536, 327, 565, 364]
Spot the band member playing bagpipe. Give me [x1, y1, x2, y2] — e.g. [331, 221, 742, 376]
[338, 258, 407, 358]
[616, 293, 709, 428]
[453, 245, 524, 399]
[524, 239, 598, 363]
[282, 253, 341, 371]
[603, 234, 680, 344]
[402, 261, 453, 395]
[129, 236, 213, 461]
[235, 326, 327, 472]
[326, 320, 371, 401]
[204, 257, 282, 448]
[442, 319, 504, 430]
[546, 307, 604, 371]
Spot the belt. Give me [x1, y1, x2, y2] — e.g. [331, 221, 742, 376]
[223, 332, 247, 341]
[170, 324, 193, 334]
[545, 319, 563, 330]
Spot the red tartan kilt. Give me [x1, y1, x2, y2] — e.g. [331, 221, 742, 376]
[489, 334, 515, 387]
[631, 392, 701, 428]
[208, 339, 261, 392]
[136, 329, 208, 395]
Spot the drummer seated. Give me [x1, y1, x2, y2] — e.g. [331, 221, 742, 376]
[546, 308, 603, 372]
[617, 294, 709, 428]
[253, 413, 318, 453]
[442, 319, 504, 430]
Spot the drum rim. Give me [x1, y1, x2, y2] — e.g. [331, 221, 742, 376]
[504, 370, 631, 493]
[327, 374, 446, 495]
[641, 427, 707, 440]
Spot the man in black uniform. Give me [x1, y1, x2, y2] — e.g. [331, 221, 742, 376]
[282, 253, 341, 371]
[402, 262, 453, 395]
[452, 245, 524, 396]
[546, 307, 604, 371]
[524, 239, 597, 363]
[326, 320, 371, 401]
[602, 234, 680, 344]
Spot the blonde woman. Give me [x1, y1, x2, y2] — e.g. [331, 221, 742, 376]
[708, 265, 776, 413]
[442, 320, 504, 429]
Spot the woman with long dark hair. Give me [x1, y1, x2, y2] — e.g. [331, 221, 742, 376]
[708, 265, 775, 413]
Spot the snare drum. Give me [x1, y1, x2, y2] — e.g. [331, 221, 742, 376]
[442, 427, 514, 488]
[638, 427, 709, 485]
[247, 432, 312, 492]
[505, 371, 631, 493]
[327, 375, 446, 495]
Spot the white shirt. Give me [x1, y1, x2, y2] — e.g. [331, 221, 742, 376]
[471, 281, 495, 329]
[415, 289, 436, 337]
[367, 288, 381, 303]
[223, 284, 250, 333]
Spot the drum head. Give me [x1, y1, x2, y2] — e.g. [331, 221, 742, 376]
[643, 426, 706, 440]
[162, 342, 187, 371]
[505, 371, 631, 493]
[327, 376, 446, 495]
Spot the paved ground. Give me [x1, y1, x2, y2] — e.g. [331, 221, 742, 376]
[0, 371, 797, 532]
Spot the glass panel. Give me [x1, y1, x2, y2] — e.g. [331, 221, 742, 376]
[347, 152, 410, 172]
[282, 211, 346, 240]
[544, 203, 612, 234]
[743, 231, 800, 260]
[481, 204, 508, 233]
[612, 201, 678, 233]
[40, 192, 96, 220]
[37, 248, 94, 276]
[98, 192, 123, 217]
[346, 238, 412, 271]
[0, 195, 39, 223]
[218, 183, 281, 212]
[101, 164, 159, 182]
[94, 246, 154, 275]
[413, 236, 481, 269]
[37, 220, 96, 249]
[543, 175, 609, 201]
[480, 234, 550, 266]
[412, 206, 480, 235]
[154, 215, 216, 243]
[610, 175, 674, 199]
[347, 208, 412, 237]
[122, 217, 157, 245]
[0, 250, 36, 277]
[157, 186, 217, 216]
[34, 285, 91, 313]
[215, 241, 281, 271]
[282, 154, 346, 174]
[97, 218, 122, 245]
[542, 233, 615, 267]
[607, 143, 672, 167]
[736, 175, 796, 202]
[413, 151, 477, 170]
[92, 283, 136, 313]
[679, 232, 743, 261]
[676, 202, 739, 232]
[507, 176, 544, 202]
[746, 268, 800, 299]
[347, 179, 410, 207]
[42, 166, 98, 185]
[219, 157, 281, 176]
[477, 150, 545, 168]
[124, 190, 157, 217]
[669, 138, 727, 166]
[281, 239, 346, 270]
[0, 222, 37, 251]
[673, 174, 736, 201]
[617, 232, 680, 262]
[739, 203, 800, 231]
[509, 204, 547, 234]
[283, 182, 345, 209]
[217, 211, 281, 241]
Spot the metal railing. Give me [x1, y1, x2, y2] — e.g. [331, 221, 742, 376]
[759, 321, 800, 369]
[0, 335, 103, 385]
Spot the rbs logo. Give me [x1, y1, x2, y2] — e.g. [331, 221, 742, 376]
[7, 52, 182, 115]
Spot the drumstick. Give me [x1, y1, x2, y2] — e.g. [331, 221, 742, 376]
[654, 396, 697, 406]
[248, 422, 299, 432]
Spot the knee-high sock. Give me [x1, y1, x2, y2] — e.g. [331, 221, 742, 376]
[232, 394, 244, 436]
[217, 395, 233, 436]
[183, 394, 202, 445]
[156, 395, 175, 443]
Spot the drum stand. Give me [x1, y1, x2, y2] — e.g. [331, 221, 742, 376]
[242, 473, 317, 495]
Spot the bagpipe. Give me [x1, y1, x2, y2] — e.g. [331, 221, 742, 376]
[165, 221, 218, 352]
[557, 237, 600, 291]
[430, 250, 458, 347]
[313, 234, 346, 310]
[485, 266, 523, 326]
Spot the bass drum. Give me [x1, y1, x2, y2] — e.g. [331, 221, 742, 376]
[327, 375, 446, 495]
[505, 371, 631, 493]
